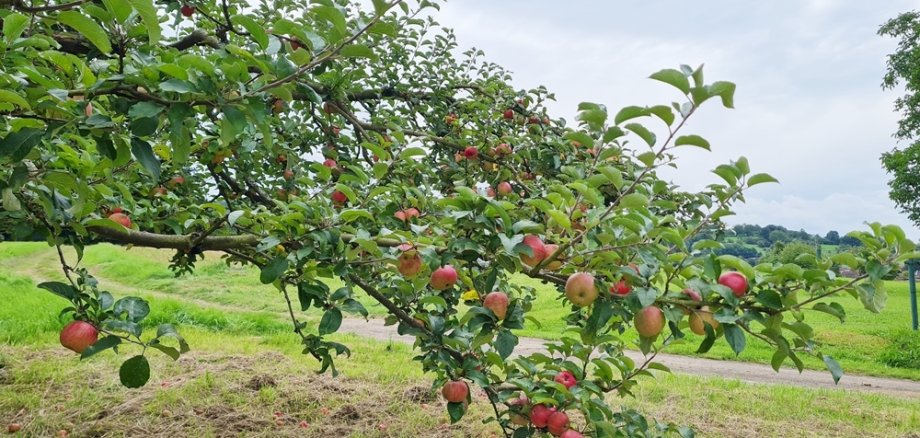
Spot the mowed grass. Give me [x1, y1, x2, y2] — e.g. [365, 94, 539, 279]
[4, 241, 919, 381]
[1, 253, 919, 436]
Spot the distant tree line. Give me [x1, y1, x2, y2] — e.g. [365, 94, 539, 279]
[687, 223, 863, 266]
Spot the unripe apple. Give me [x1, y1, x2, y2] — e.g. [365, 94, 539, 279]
[276, 153, 287, 164]
[718, 272, 748, 297]
[520, 235, 547, 267]
[463, 146, 478, 159]
[430, 265, 458, 290]
[397, 249, 422, 278]
[330, 125, 341, 136]
[634, 306, 665, 338]
[108, 212, 132, 228]
[84, 102, 93, 117]
[152, 186, 167, 197]
[560, 430, 584, 438]
[441, 380, 468, 403]
[565, 272, 598, 307]
[60, 320, 98, 354]
[445, 113, 458, 125]
[503, 109, 514, 120]
[497, 181, 513, 196]
[543, 244, 563, 270]
[330, 190, 347, 205]
[180, 4, 194, 17]
[494, 143, 512, 156]
[689, 306, 720, 335]
[546, 411, 570, 436]
[554, 370, 577, 389]
[483, 291, 509, 320]
[530, 404, 556, 428]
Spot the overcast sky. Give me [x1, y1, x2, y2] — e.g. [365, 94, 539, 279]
[434, 0, 918, 238]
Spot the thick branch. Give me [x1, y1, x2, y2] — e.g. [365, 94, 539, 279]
[88, 225, 259, 251]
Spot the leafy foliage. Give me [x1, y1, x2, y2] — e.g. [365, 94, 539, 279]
[0, 1, 913, 436]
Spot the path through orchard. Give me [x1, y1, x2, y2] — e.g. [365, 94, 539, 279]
[10, 247, 920, 399]
[337, 318, 920, 399]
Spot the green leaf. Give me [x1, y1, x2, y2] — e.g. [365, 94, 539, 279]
[340, 44, 376, 59]
[159, 79, 194, 93]
[114, 296, 150, 322]
[446, 401, 466, 423]
[105, 320, 142, 337]
[546, 209, 571, 230]
[614, 106, 648, 125]
[649, 68, 690, 94]
[620, 193, 648, 209]
[709, 81, 736, 108]
[722, 324, 746, 355]
[128, 101, 164, 118]
[58, 11, 112, 54]
[341, 298, 368, 318]
[130, 137, 161, 179]
[813, 302, 846, 323]
[312, 5, 347, 34]
[119, 355, 150, 388]
[675, 135, 710, 150]
[232, 15, 269, 49]
[0, 128, 43, 160]
[0, 90, 30, 110]
[81, 335, 121, 359]
[2, 13, 29, 43]
[625, 123, 656, 147]
[822, 355, 843, 384]
[495, 330, 518, 359]
[319, 308, 343, 335]
[747, 173, 779, 187]
[260, 256, 289, 284]
[149, 343, 180, 360]
[127, 0, 160, 44]
[37, 281, 77, 300]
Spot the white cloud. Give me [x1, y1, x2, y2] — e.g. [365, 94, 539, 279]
[435, 0, 920, 238]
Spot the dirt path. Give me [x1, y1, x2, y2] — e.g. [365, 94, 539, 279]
[11, 248, 920, 399]
[337, 318, 920, 399]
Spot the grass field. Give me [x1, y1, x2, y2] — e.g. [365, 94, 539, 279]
[1, 242, 919, 436]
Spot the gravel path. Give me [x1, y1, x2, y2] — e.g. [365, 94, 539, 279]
[338, 318, 920, 399]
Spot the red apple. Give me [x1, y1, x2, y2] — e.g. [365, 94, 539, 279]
[152, 186, 167, 197]
[508, 394, 530, 425]
[430, 265, 458, 290]
[180, 4, 194, 17]
[445, 113, 458, 125]
[290, 39, 303, 51]
[84, 102, 93, 117]
[610, 280, 631, 296]
[60, 320, 98, 354]
[494, 143, 512, 156]
[560, 430, 584, 438]
[528, 116, 541, 125]
[108, 212, 132, 228]
[330, 125, 341, 136]
[7, 424, 22, 433]
[719, 272, 748, 297]
[565, 272, 598, 307]
[547, 411, 569, 436]
[405, 207, 420, 219]
[322, 159, 337, 169]
[394, 210, 408, 222]
[168, 175, 185, 187]
[323, 101, 337, 114]
[486, 187, 496, 198]
[634, 306, 665, 338]
[530, 404, 556, 428]
[276, 153, 287, 164]
[441, 380, 468, 403]
[483, 291, 509, 320]
[462, 146, 478, 160]
[272, 99, 285, 114]
[520, 234, 547, 267]
[330, 190, 347, 205]
[554, 371, 577, 389]
[682, 288, 702, 302]
[283, 169, 294, 180]
[503, 109, 514, 120]
[497, 181, 513, 196]
[397, 249, 422, 278]
[543, 244, 563, 270]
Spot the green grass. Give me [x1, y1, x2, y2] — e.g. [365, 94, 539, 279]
[0, 253, 918, 437]
[3, 241, 919, 381]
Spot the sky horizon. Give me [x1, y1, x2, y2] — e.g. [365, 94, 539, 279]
[434, 0, 919, 238]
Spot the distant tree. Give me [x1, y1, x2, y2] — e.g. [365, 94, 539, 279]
[840, 235, 864, 247]
[824, 231, 840, 245]
[715, 243, 760, 264]
[761, 241, 818, 269]
[879, 11, 920, 225]
[768, 230, 791, 244]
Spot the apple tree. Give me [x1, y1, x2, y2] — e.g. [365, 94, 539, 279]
[0, 0, 914, 436]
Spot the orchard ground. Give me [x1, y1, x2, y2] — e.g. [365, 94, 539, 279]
[1, 242, 919, 436]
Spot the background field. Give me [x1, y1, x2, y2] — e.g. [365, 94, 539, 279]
[1, 242, 919, 436]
